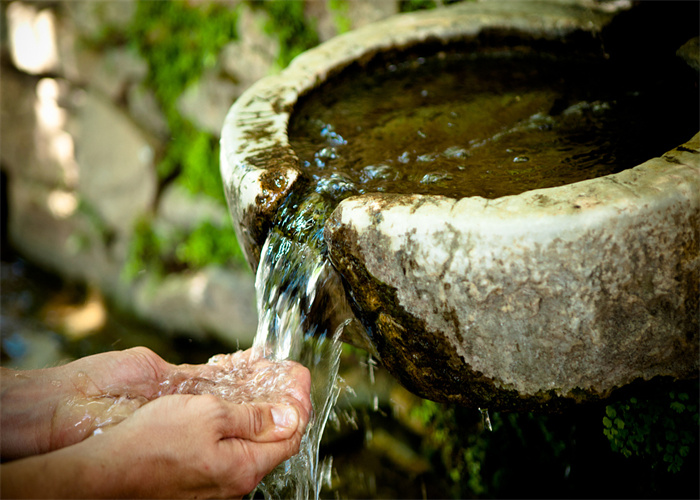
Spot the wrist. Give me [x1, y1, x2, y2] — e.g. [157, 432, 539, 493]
[0, 436, 123, 499]
[0, 365, 75, 459]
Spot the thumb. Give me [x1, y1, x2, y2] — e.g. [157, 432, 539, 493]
[221, 403, 301, 443]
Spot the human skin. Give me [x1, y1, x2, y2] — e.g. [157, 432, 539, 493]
[0, 347, 312, 498]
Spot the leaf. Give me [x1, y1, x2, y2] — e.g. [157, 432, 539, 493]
[670, 401, 686, 413]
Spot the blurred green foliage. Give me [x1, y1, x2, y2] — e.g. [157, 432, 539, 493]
[255, 0, 319, 69]
[126, 1, 235, 198]
[117, 1, 324, 278]
[122, 216, 166, 281]
[328, 0, 352, 34]
[603, 385, 699, 473]
[174, 221, 245, 270]
[408, 379, 699, 498]
[115, 1, 244, 277]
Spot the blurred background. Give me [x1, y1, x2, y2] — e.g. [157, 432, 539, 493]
[1, 1, 698, 498]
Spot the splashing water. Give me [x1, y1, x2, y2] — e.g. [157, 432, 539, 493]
[59, 184, 363, 499]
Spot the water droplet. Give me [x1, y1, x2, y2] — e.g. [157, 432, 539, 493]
[315, 147, 337, 160]
[479, 407, 493, 431]
[320, 124, 346, 146]
[513, 156, 529, 163]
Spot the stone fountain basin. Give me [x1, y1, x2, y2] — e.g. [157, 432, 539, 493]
[221, 1, 700, 409]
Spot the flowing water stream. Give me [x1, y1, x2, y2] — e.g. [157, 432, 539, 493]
[249, 186, 365, 499]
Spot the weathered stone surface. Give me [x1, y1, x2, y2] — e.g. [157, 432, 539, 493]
[220, 4, 279, 84]
[221, 0, 699, 408]
[177, 69, 239, 137]
[130, 266, 257, 346]
[127, 84, 170, 139]
[325, 136, 700, 409]
[158, 184, 230, 231]
[74, 91, 157, 237]
[87, 46, 148, 102]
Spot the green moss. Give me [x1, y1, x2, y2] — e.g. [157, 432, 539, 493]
[254, 0, 319, 69]
[175, 221, 245, 269]
[122, 216, 167, 281]
[127, 1, 238, 117]
[328, 0, 352, 35]
[114, 1, 250, 277]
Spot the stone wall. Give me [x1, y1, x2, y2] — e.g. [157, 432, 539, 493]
[0, 0, 399, 347]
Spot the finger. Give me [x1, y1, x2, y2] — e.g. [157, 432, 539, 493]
[219, 402, 302, 443]
[220, 435, 305, 493]
[285, 364, 312, 413]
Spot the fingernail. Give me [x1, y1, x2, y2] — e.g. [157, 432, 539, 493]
[271, 405, 299, 430]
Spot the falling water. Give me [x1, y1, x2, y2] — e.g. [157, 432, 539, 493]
[250, 187, 362, 499]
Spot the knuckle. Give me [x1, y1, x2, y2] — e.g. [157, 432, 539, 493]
[247, 404, 265, 435]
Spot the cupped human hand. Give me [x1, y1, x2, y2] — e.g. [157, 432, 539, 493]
[81, 388, 312, 498]
[61, 345, 175, 398]
[47, 347, 177, 450]
[2, 382, 313, 499]
[0, 347, 176, 459]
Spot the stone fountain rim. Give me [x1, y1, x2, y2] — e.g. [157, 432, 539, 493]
[220, 0, 697, 269]
[220, 0, 700, 407]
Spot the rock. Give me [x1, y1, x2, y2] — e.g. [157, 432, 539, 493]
[158, 183, 229, 231]
[179, 4, 281, 136]
[127, 84, 170, 139]
[130, 266, 257, 347]
[326, 137, 700, 409]
[176, 69, 239, 136]
[220, 3, 279, 81]
[60, 0, 136, 40]
[6, 175, 121, 287]
[0, 72, 72, 188]
[74, 91, 157, 237]
[304, 0, 399, 42]
[87, 46, 148, 102]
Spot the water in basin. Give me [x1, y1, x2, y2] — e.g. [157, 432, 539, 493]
[290, 48, 696, 199]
